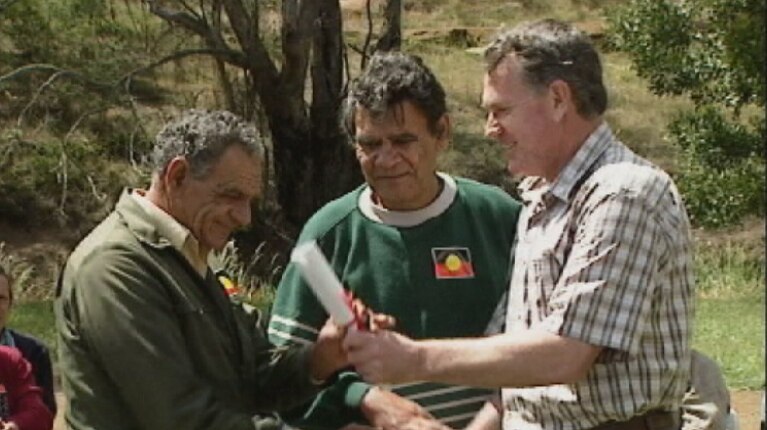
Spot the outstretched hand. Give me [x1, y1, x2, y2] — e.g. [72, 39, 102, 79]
[343, 328, 421, 385]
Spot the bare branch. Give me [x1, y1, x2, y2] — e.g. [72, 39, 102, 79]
[360, 0, 374, 70]
[145, 0, 210, 37]
[118, 47, 247, 86]
[0, 64, 110, 91]
[58, 106, 110, 213]
[17, 70, 69, 127]
[221, 0, 278, 84]
[145, 0, 231, 56]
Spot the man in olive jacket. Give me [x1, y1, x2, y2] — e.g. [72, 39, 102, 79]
[55, 110, 347, 430]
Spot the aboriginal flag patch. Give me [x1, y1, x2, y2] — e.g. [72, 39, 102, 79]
[432, 247, 475, 279]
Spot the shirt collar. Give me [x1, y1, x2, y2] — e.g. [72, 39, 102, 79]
[517, 122, 612, 204]
[358, 172, 457, 227]
[131, 190, 209, 276]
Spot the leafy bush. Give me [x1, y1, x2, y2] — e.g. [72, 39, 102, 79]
[0, 127, 141, 229]
[669, 106, 765, 227]
[608, 0, 765, 227]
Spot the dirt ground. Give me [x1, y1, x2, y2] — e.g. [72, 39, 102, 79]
[52, 390, 763, 429]
[732, 390, 763, 430]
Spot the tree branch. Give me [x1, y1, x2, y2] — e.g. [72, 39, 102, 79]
[373, 0, 401, 52]
[118, 47, 246, 86]
[144, 0, 210, 37]
[280, 0, 319, 99]
[17, 70, 69, 127]
[221, 0, 277, 78]
[0, 64, 112, 91]
[360, 0, 374, 69]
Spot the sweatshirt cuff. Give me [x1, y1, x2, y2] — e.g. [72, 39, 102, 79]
[344, 381, 374, 409]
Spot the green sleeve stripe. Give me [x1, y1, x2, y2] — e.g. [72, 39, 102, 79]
[267, 328, 313, 346]
[270, 315, 320, 335]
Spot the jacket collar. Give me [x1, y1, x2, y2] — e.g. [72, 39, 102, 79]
[114, 189, 173, 249]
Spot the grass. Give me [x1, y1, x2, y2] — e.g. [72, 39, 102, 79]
[9, 301, 56, 352]
[692, 242, 765, 389]
[695, 297, 764, 389]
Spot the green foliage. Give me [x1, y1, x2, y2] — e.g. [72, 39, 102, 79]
[0, 126, 141, 227]
[670, 107, 765, 227]
[607, 0, 765, 109]
[608, 0, 765, 227]
[214, 241, 282, 312]
[0, 0, 165, 226]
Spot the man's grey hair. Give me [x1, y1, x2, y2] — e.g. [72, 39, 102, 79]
[483, 19, 607, 118]
[150, 109, 264, 178]
[342, 52, 448, 141]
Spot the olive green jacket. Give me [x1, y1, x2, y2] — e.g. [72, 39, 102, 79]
[55, 191, 320, 430]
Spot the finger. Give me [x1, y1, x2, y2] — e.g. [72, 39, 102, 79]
[369, 313, 396, 331]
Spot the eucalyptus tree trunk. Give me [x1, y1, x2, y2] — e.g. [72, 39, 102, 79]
[146, 0, 401, 227]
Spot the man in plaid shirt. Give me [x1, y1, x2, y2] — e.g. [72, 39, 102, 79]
[344, 19, 695, 430]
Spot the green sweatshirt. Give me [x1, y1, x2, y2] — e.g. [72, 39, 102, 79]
[269, 174, 521, 429]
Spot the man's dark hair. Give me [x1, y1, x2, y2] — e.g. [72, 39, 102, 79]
[342, 52, 448, 140]
[150, 109, 264, 178]
[483, 19, 607, 118]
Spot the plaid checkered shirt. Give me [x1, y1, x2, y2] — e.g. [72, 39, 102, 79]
[502, 122, 695, 430]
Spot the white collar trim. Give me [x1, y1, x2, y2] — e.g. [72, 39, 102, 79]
[358, 172, 457, 227]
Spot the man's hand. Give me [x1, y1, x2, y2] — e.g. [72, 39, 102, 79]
[361, 387, 450, 430]
[343, 329, 421, 384]
[464, 398, 502, 430]
[349, 296, 397, 331]
[309, 319, 349, 382]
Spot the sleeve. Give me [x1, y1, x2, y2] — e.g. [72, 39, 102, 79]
[268, 248, 371, 429]
[74, 249, 255, 430]
[5, 348, 54, 430]
[540, 191, 665, 354]
[238, 305, 323, 413]
[29, 341, 56, 416]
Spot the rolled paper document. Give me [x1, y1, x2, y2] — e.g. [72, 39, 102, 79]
[290, 241, 356, 326]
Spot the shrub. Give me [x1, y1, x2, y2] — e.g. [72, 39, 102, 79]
[608, 0, 765, 227]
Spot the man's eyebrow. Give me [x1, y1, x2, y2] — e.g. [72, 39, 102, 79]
[388, 132, 417, 141]
[356, 135, 381, 145]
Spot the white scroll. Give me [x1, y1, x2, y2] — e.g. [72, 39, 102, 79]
[290, 240, 356, 326]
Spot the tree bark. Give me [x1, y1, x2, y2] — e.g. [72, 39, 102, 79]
[374, 0, 402, 52]
[147, 0, 371, 227]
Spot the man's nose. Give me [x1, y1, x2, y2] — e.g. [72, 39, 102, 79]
[484, 114, 503, 139]
[231, 201, 252, 227]
[374, 143, 400, 168]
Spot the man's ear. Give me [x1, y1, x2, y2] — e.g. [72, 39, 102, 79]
[435, 114, 452, 151]
[163, 156, 190, 192]
[548, 80, 572, 122]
